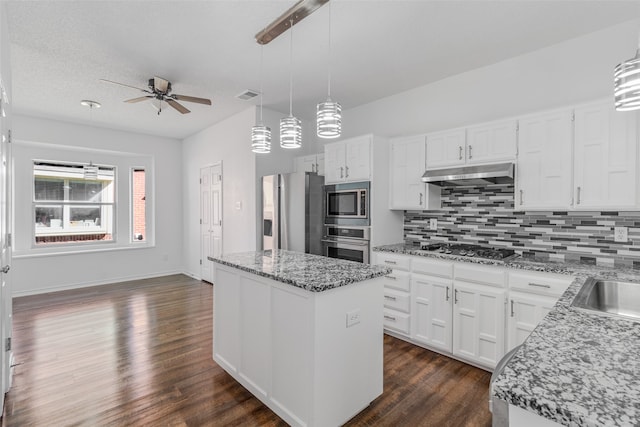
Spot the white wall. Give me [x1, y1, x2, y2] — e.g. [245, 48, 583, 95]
[339, 20, 640, 140]
[11, 115, 183, 296]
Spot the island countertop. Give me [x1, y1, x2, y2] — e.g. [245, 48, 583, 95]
[374, 242, 640, 426]
[209, 250, 390, 292]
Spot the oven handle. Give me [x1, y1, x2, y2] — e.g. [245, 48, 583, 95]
[321, 239, 369, 247]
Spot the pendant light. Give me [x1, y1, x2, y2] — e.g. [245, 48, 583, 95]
[251, 45, 272, 153]
[614, 33, 640, 111]
[280, 19, 302, 149]
[317, 1, 341, 139]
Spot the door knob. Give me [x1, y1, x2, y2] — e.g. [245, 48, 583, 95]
[1, 265, 9, 274]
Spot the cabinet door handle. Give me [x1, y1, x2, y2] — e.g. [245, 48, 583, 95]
[340, 167, 344, 178]
[445, 286, 450, 301]
[419, 192, 423, 205]
[519, 189, 524, 206]
[468, 145, 473, 159]
[311, 163, 316, 173]
[528, 282, 551, 289]
[385, 275, 397, 280]
[384, 260, 397, 265]
[454, 289, 459, 304]
[510, 299, 515, 317]
[316, 163, 319, 173]
[458, 146, 463, 160]
[384, 315, 396, 321]
[345, 166, 349, 178]
[576, 186, 581, 205]
[384, 295, 397, 301]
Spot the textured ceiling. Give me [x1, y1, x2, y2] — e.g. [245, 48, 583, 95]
[6, 1, 640, 140]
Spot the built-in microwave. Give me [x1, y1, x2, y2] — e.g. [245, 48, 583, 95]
[324, 181, 370, 225]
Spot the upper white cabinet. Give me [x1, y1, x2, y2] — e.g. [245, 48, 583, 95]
[426, 120, 517, 169]
[573, 101, 638, 210]
[425, 129, 467, 168]
[516, 109, 573, 210]
[465, 120, 518, 165]
[324, 135, 371, 184]
[294, 153, 324, 176]
[389, 135, 440, 210]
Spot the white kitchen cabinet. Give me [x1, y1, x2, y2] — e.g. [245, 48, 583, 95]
[324, 135, 371, 184]
[374, 252, 412, 337]
[389, 135, 441, 210]
[505, 270, 573, 352]
[426, 120, 516, 169]
[452, 280, 506, 370]
[294, 153, 324, 176]
[425, 129, 467, 168]
[412, 272, 453, 353]
[465, 119, 517, 165]
[573, 100, 638, 210]
[516, 109, 573, 210]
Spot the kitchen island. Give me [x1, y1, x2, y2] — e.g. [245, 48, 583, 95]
[209, 250, 389, 427]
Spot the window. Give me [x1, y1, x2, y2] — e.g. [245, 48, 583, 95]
[33, 161, 115, 245]
[132, 168, 146, 242]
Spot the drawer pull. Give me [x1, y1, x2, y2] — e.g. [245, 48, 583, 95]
[384, 295, 397, 301]
[384, 260, 397, 265]
[528, 282, 551, 289]
[445, 286, 450, 301]
[384, 315, 396, 321]
[386, 275, 397, 280]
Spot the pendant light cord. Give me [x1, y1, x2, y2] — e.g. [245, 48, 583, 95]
[289, 19, 294, 116]
[259, 45, 264, 123]
[327, 1, 332, 98]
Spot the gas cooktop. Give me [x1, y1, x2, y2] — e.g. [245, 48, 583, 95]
[420, 243, 516, 260]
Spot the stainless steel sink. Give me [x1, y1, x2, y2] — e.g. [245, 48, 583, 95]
[571, 277, 640, 320]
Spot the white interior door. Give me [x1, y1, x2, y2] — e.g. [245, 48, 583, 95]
[200, 163, 222, 283]
[0, 79, 12, 409]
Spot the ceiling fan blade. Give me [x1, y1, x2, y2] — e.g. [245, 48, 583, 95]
[173, 94, 212, 105]
[166, 99, 190, 114]
[124, 96, 153, 103]
[99, 79, 149, 93]
[154, 76, 170, 94]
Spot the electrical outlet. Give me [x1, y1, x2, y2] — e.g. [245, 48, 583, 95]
[429, 218, 437, 230]
[614, 226, 628, 243]
[346, 309, 361, 327]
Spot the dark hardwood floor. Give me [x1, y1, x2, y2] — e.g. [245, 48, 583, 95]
[2, 274, 492, 426]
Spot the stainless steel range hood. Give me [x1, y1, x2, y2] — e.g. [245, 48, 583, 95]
[421, 162, 514, 186]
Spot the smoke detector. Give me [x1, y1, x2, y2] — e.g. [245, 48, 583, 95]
[236, 89, 260, 101]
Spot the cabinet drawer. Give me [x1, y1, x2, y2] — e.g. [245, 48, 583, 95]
[383, 309, 410, 335]
[384, 288, 410, 313]
[455, 264, 505, 287]
[375, 253, 411, 271]
[412, 257, 453, 278]
[382, 270, 410, 292]
[508, 270, 573, 297]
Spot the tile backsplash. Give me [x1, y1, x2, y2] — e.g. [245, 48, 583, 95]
[404, 184, 640, 267]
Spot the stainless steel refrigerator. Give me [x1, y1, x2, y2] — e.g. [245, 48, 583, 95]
[262, 172, 324, 255]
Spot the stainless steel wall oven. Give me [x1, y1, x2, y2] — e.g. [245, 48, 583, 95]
[322, 225, 370, 264]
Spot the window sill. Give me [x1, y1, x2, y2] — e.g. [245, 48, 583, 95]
[12, 242, 154, 259]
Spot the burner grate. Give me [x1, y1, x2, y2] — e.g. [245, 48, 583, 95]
[420, 243, 515, 260]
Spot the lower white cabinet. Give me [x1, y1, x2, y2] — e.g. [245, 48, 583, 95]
[412, 273, 452, 353]
[452, 281, 506, 369]
[507, 291, 557, 351]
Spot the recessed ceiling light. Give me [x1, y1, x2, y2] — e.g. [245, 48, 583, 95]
[80, 100, 101, 109]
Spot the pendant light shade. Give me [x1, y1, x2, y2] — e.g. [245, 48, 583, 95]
[252, 46, 272, 153]
[281, 19, 302, 149]
[317, 1, 341, 139]
[317, 98, 341, 138]
[251, 124, 272, 153]
[614, 35, 640, 111]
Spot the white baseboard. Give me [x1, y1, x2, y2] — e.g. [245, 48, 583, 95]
[12, 269, 185, 297]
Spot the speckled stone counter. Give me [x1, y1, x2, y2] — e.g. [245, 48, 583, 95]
[209, 249, 390, 292]
[374, 242, 640, 426]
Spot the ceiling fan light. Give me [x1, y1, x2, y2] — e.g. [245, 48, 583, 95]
[280, 116, 302, 149]
[251, 124, 272, 153]
[614, 49, 640, 111]
[317, 99, 341, 139]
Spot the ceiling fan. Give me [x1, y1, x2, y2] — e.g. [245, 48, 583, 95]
[99, 76, 212, 115]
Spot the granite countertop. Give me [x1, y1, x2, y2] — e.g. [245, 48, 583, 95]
[374, 242, 640, 426]
[209, 249, 390, 292]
